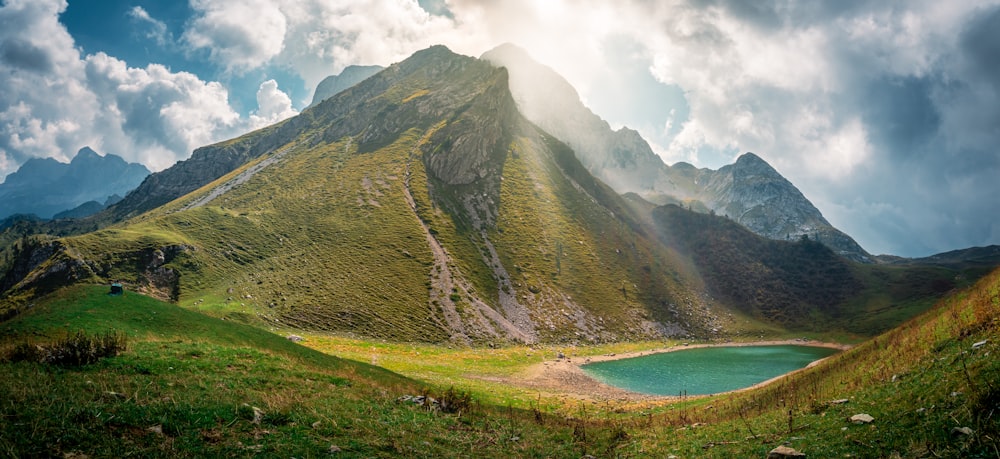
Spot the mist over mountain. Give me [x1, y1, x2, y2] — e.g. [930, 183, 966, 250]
[0, 147, 149, 220]
[482, 44, 870, 262]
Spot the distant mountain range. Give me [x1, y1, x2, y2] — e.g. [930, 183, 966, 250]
[0, 147, 149, 220]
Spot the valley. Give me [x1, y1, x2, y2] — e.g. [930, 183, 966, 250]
[1, 44, 998, 457]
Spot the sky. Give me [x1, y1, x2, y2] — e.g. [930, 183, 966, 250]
[0, 0, 998, 257]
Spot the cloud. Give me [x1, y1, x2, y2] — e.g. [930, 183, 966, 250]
[183, 0, 288, 72]
[0, 0, 92, 167]
[2, 0, 998, 256]
[249, 79, 298, 129]
[0, 0, 299, 179]
[128, 6, 171, 47]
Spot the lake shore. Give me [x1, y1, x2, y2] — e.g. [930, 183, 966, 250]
[511, 339, 853, 402]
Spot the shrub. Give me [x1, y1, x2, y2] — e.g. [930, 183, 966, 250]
[438, 386, 473, 414]
[2, 330, 128, 366]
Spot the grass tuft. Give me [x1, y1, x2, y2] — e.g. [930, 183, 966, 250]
[3, 329, 127, 366]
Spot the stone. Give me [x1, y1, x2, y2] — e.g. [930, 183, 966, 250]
[829, 399, 849, 405]
[287, 334, 305, 342]
[767, 445, 806, 458]
[951, 426, 974, 436]
[972, 339, 988, 349]
[850, 414, 874, 424]
[328, 445, 343, 453]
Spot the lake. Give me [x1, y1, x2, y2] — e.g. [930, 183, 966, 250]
[580, 344, 840, 396]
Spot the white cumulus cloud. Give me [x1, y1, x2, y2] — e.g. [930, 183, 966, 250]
[249, 79, 298, 129]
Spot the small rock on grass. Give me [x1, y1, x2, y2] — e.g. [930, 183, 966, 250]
[767, 445, 806, 458]
[952, 426, 974, 436]
[850, 414, 874, 424]
[328, 445, 342, 453]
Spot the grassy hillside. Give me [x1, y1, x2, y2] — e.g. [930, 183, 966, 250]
[0, 47, 744, 345]
[1, 268, 997, 457]
[0, 285, 608, 458]
[654, 204, 981, 336]
[632, 265, 1000, 457]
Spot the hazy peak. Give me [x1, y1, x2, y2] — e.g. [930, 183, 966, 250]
[75, 146, 99, 159]
[309, 64, 384, 107]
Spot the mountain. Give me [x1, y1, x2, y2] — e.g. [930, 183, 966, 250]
[652, 204, 956, 335]
[482, 44, 871, 262]
[661, 152, 871, 262]
[308, 65, 384, 107]
[51, 194, 124, 220]
[481, 44, 667, 194]
[0, 147, 149, 220]
[1, 46, 717, 344]
[0, 46, 983, 345]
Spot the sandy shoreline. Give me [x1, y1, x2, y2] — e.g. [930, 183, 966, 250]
[505, 340, 852, 402]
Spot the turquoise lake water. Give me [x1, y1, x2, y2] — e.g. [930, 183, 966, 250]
[580, 345, 839, 396]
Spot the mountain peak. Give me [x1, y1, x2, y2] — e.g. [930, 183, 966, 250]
[732, 152, 781, 178]
[70, 146, 103, 166]
[0, 147, 149, 219]
[309, 65, 383, 107]
[735, 151, 764, 164]
[76, 146, 99, 158]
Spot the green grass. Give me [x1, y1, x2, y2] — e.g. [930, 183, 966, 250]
[2, 267, 999, 457]
[0, 285, 653, 457]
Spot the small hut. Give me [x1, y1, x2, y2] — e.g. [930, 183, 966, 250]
[109, 282, 124, 296]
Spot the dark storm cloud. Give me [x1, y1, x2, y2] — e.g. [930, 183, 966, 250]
[960, 4, 1000, 86]
[860, 76, 941, 156]
[0, 38, 54, 73]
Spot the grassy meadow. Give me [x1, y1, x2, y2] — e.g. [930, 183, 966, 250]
[1, 267, 998, 457]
